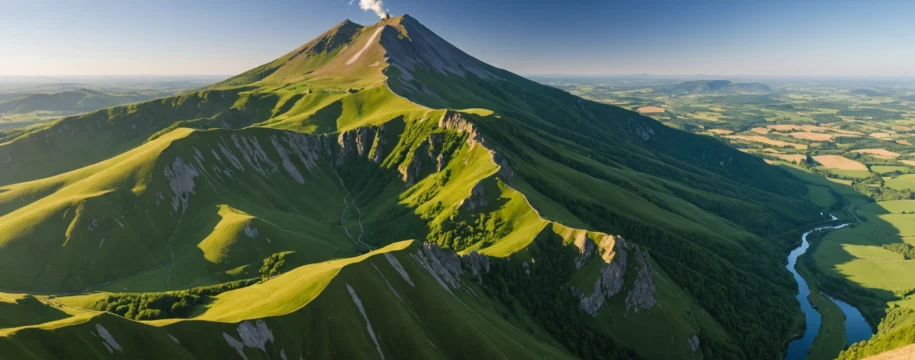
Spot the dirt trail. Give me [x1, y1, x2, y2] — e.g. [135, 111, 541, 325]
[330, 164, 371, 251]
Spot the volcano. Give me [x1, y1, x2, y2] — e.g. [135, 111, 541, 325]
[0, 15, 820, 360]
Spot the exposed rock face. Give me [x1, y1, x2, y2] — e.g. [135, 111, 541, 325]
[688, 334, 701, 353]
[625, 246, 657, 313]
[164, 156, 199, 213]
[384, 253, 414, 286]
[438, 112, 480, 145]
[436, 111, 512, 182]
[370, 125, 388, 164]
[410, 243, 493, 291]
[231, 134, 280, 177]
[573, 233, 596, 269]
[337, 127, 379, 165]
[493, 153, 513, 182]
[279, 132, 331, 171]
[95, 324, 123, 354]
[237, 320, 275, 353]
[399, 141, 428, 186]
[461, 251, 490, 284]
[222, 319, 275, 360]
[244, 224, 259, 238]
[578, 236, 628, 316]
[427, 133, 447, 171]
[346, 284, 385, 360]
[630, 118, 657, 142]
[460, 182, 488, 212]
[411, 243, 462, 291]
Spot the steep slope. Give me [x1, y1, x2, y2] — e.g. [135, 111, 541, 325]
[0, 15, 829, 360]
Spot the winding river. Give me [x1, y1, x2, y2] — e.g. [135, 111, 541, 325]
[784, 217, 874, 360]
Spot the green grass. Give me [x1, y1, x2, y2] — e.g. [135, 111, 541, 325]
[3, 241, 577, 359]
[808, 185, 837, 209]
[0, 294, 74, 329]
[0, 15, 848, 360]
[871, 166, 909, 175]
[886, 174, 915, 191]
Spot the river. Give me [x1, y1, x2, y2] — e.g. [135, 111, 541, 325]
[784, 218, 873, 360]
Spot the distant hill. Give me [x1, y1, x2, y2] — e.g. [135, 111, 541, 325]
[662, 80, 771, 95]
[0, 88, 155, 114]
[851, 89, 888, 97]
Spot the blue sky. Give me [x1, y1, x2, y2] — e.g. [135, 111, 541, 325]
[1, 0, 913, 76]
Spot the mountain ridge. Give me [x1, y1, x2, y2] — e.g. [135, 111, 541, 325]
[0, 15, 825, 360]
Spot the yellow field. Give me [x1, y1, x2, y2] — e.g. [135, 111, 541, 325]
[725, 135, 808, 149]
[751, 127, 770, 134]
[790, 132, 834, 141]
[691, 112, 722, 121]
[851, 148, 901, 158]
[706, 129, 733, 135]
[870, 132, 893, 140]
[902, 160, 915, 167]
[637, 106, 665, 113]
[767, 124, 862, 136]
[813, 155, 868, 170]
[771, 154, 807, 163]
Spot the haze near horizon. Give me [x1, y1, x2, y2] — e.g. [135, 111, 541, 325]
[2, 0, 913, 77]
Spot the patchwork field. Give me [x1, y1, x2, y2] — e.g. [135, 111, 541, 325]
[852, 149, 901, 159]
[887, 175, 915, 191]
[637, 106, 665, 113]
[727, 135, 807, 149]
[814, 155, 868, 171]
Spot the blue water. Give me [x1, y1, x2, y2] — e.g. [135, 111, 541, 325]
[784, 223, 851, 360]
[822, 293, 874, 345]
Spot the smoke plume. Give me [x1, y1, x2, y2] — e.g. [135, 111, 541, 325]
[358, 0, 388, 19]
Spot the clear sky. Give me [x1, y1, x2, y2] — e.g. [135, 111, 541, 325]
[2, 0, 913, 77]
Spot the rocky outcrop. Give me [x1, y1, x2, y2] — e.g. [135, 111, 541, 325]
[244, 224, 259, 238]
[427, 133, 448, 172]
[625, 246, 657, 313]
[573, 233, 596, 269]
[399, 141, 428, 186]
[336, 127, 378, 165]
[346, 284, 385, 360]
[222, 319, 275, 360]
[688, 334, 700, 353]
[460, 182, 488, 212]
[438, 112, 480, 145]
[411, 243, 462, 291]
[409, 243, 493, 290]
[95, 324, 123, 354]
[436, 111, 512, 183]
[164, 156, 199, 213]
[577, 236, 628, 316]
[461, 251, 490, 284]
[370, 125, 388, 164]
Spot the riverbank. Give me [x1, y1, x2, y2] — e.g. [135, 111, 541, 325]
[785, 214, 875, 360]
[784, 219, 877, 360]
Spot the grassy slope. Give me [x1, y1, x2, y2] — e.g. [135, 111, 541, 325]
[0, 14, 834, 360]
[2, 242, 574, 359]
